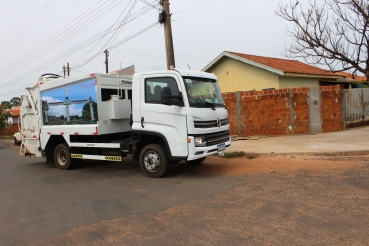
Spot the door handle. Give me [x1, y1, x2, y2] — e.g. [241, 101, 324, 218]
[141, 117, 144, 128]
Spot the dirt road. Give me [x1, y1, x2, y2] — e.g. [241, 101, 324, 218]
[28, 155, 369, 246]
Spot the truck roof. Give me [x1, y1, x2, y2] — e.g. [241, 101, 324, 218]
[133, 68, 218, 80]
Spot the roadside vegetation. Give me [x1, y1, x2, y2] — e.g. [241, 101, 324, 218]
[221, 151, 258, 159]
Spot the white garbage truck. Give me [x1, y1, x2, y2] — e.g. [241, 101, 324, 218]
[19, 69, 231, 177]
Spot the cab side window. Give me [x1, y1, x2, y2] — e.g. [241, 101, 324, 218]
[145, 77, 179, 104]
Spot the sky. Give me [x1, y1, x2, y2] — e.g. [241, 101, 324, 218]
[0, 0, 304, 102]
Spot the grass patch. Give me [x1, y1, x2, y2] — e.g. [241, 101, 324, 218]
[221, 151, 258, 159]
[0, 137, 13, 140]
[212, 151, 259, 159]
[223, 151, 246, 158]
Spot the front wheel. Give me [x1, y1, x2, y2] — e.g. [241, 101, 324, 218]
[54, 143, 75, 170]
[139, 144, 170, 178]
[186, 157, 206, 165]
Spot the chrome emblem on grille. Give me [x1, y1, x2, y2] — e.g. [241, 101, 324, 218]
[217, 118, 221, 128]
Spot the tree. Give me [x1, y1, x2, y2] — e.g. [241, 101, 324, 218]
[0, 106, 11, 130]
[10, 97, 22, 107]
[1, 101, 11, 110]
[82, 102, 98, 121]
[276, 0, 369, 80]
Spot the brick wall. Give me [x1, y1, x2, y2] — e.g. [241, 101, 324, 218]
[223, 86, 343, 137]
[240, 89, 293, 136]
[320, 85, 343, 133]
[0, 123, 19, 137]
[223, 92, 238, 136]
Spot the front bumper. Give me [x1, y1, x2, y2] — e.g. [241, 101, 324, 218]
[187, 137, 231, 161]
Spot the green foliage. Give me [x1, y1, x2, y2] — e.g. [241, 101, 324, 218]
[1, 97, 22, 110]
[351, 82, 369, 88]
[222, 151, 258, 159]
[82, 102, 98, 121]
[0, 106, 11, 130]
[10, 97, 22, 107]
[1, 101, 11, 110]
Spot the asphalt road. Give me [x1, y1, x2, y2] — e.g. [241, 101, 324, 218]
[0, 140, 250, 246]
[1, 139, 369, 245]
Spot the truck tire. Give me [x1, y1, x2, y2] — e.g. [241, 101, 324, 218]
[186, 157, 206, 165]
[54, 143, 75, 170]
[139, 144, 170, 178]
[14, 138, 17, 146]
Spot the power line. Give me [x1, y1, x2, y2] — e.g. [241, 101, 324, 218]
[0, 0, 214, 97]
[77, 0, 140, 67]
[0, 4, 157, 89]
[0, 0, 51, 63]
[73, 0, 137, 64]
[111, 24, 160, 62]
[0, 0, 109, 71]
[0, 0, 161, 79]
[174, 0, 214, 14]
[140, 0, 160, 10]
[0, 0, 125, 77]
[0, 22, 159, 93]
[72, 22, 158, 69]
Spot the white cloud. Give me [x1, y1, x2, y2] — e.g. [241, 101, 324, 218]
[42, 96, 84, 117]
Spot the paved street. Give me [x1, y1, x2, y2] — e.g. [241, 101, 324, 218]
[1, 139, 369, 245]
[0, 140, 250, 245]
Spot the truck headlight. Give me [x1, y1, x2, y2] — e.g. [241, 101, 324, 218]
[194, 137, 206, 147]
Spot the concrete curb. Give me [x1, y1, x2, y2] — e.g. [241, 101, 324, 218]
[236, 150, 369, 157]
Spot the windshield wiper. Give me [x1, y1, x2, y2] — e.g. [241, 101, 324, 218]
[192, 101, 216, 110]
[214, 103, 227, 109]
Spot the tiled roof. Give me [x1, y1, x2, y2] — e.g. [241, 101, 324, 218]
[336, 72, 367, 82]
[227, 51, 339, 77]
[4, 107, 20, 117]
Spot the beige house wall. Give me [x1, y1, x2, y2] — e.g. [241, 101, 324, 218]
[279, 76, 320, 88]
[207, 57, 279, 92]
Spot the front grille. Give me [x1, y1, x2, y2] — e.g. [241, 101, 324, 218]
[194, 118, 229, 128]
[192, 130, 230, 146]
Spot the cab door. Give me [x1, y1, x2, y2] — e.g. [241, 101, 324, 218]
[139, 73, 188, 158]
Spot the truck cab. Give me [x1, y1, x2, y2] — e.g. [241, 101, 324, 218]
[131, 69, 230, 176]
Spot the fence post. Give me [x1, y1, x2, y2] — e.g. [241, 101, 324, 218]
[341, 89, 346, 130]
[235, 92, 243, 136]
[288, 88, 295, 133]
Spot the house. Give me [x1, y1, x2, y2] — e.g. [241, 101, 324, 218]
[202, 51, 345, 92]
[336, 72, 367, 82]
[333, 72, 368, 88]
[5, 106, 20, 125]
[108, 65, 135, 76]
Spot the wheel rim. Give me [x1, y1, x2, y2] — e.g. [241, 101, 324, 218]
[143, 151, 161, 172]
[56, 149, 67, 166]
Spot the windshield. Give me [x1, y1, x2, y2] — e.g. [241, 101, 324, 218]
[183, 76, 225, 109]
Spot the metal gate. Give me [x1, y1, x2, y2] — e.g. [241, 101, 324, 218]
[343, 88, 369, 128]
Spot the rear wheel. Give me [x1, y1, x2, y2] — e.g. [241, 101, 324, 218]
[186, 157, 206, 165]
[139, 144, 170, 178]
[54, 143, 76, 170]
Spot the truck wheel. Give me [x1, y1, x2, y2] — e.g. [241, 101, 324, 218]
[14, 138, 17, 146]
[139, 144, 170, 178]
[54, 143, 75, 170]
[186, 157, 206, 165]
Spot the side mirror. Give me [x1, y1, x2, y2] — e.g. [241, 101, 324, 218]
[161, 87, 184, 106]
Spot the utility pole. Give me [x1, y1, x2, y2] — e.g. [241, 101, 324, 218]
[160, 0, 175, 70]
[67, 62, 70, 76]
[63, 65, 66, 77]
[104, 49, 109, 73]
